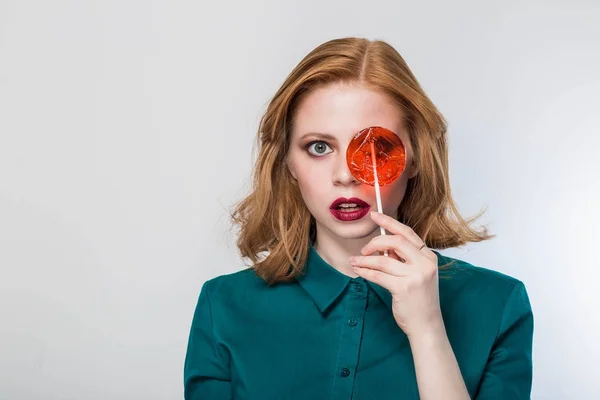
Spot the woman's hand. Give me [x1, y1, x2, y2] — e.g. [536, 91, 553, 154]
[349, 211, 444, 338]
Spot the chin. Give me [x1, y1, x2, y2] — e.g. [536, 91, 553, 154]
[319, 217, 378, 240]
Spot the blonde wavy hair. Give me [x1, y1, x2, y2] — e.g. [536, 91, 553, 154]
[230, 37, 494, 285]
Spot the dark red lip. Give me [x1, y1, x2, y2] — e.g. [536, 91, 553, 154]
[329, 197, 371, 222]
[329, 197, 370, 209]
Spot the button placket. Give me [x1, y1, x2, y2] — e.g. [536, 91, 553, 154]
[330, 280, 369, 399]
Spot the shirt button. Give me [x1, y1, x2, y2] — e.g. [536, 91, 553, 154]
[348, 317, 357, 326]
[340, 368, 351, 378]
[352, 283, 363, 292]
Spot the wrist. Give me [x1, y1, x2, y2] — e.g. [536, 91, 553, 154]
[407, 317, 447, 344]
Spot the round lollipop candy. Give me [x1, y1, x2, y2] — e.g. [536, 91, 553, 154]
[346, 126, 407, 256]
[347, 126, 406, 186]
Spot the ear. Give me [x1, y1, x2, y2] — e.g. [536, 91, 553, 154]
[287, 160, 298, 180]
[407, 159, 419, 180]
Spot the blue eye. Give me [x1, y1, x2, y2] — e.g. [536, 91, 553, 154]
[306, 141, 333, 157]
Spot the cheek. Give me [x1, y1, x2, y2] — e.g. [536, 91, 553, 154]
[293, 165, 319, 194]
[294, 166, 330, 205]
[381, 174, 410, 205]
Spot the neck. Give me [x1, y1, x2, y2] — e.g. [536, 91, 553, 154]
[313, 223, 381, 278]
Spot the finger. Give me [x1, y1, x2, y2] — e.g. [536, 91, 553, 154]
[370, 212, 424, 248]
[349, 255, 411, 277]
[352, 266, 396, 290]
[367, 247, 402, 261]
[361, 234, 422, 264]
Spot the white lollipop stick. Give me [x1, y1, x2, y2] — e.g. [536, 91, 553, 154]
[370, 141, 388, 257]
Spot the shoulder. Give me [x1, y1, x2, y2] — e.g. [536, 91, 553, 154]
[194, 267, 304, 329]
[200, 267, 266, 297]
[197, 267, 295, 312]
[434, 250, 526, 290]
[433, 250, 532, 318]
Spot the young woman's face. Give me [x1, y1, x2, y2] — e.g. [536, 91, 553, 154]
[287, 82, 418, 242]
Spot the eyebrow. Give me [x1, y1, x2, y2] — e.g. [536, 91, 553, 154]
[298, 132, 338, 141]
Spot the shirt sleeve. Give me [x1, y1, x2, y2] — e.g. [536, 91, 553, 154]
[475, 281, 534, 399]
[184, 280, 232, 399]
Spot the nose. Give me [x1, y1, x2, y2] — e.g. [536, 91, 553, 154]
[332, 153, 360, 186]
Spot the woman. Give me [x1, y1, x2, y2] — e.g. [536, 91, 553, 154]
[184, 37, 533, 399]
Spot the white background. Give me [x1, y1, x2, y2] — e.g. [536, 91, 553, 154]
[1, 0, 599, 399]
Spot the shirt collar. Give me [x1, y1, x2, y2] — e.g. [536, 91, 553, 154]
[296, 244, 351, 313]
[297, 244, 394, 313]
[297, 244, 445, 314]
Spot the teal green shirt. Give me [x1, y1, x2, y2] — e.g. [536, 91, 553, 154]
[184, 246, 533, 399]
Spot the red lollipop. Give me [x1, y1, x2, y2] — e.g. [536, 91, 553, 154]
[346, 126, 406, 257]
[346, 126, 406, 186]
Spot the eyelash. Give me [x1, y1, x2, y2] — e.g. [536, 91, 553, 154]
[305, 141, 333, 157]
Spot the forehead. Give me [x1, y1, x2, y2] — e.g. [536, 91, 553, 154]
[291, 82, 405, 142]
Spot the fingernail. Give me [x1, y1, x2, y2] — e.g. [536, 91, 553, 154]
[348, 257, 357, 266]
